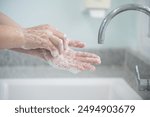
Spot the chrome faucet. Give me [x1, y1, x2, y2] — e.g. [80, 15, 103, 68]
[98, 4, 150, 44]
[135, 65, 150, 91]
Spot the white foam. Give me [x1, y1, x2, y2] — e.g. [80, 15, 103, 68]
[43, 49, 81, 74]
[48, 61, 80, 74]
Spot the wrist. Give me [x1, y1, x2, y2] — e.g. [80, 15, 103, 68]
[14, 27, 25, 48]
[0, 25, 25, 49]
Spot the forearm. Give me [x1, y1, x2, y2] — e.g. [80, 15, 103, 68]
[0, 25, 24, 49]
[0, 12, 21, 28]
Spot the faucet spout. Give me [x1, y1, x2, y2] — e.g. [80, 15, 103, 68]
[98, 4, 150, 44]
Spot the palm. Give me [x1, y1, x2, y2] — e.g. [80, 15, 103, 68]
[43, 48, 100, 73]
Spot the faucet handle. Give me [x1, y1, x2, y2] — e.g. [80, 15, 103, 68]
[135, 65, 141, 90]
[135, 65, 150, 91]
[135, 65, 141, 82]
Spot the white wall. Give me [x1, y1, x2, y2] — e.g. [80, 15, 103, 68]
[0, 0, 138, 49]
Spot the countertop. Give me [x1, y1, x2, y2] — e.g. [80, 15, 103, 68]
[0, 65, 150, 99]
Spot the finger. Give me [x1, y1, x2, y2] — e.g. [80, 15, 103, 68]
[75, 51, 100, 58]
[27, 29, 65, 54]
[52, 29, 65, 39]
[27, 30, 60, 57]
[41, 26, 68, 50]
[49, 34, 64, 54]
[74, 56, 101, 64]
[51, 59, 85, 72]
[70, 62, 96, 71]
[69, 62, 85, 71]
[68, 40, 85, 48]
[26, 25, 68, 50]
[53, 33, 68, 50]
[45, 40, 59, 57]
[82, 63, 96, 71]
[39, 26, 68, 50]
[43, 26, 68, 50]
[33, 34, 59, 57]
[67, 60, 96, 71]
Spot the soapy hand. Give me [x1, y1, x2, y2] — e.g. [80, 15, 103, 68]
[13, 24, 101, 73]
[12, 48, 101, 73]
[43, 48, 101, 73]
[22, 24, 66, 57]
[22, 24, 85, 57]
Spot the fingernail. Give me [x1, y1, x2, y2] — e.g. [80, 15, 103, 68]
[96, 58, 101, 64]
[51, 50, 59, 57]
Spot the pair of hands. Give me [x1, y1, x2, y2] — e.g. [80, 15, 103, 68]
[13, 24, 101, 72]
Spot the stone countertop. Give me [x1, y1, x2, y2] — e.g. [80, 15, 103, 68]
[0, 66, 126, 78]
[0, 66, 150, 99]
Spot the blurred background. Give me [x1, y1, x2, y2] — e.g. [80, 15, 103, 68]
[0, 0, 143, 48]
[0, 0, 149, 58]
[0, 0, 150, 99]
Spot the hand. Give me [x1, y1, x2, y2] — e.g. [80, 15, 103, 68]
[43, 48, 101, 73]
[12, 24, 101, 73]
[12, 48, 101, 73]
[22, 24, 85, 57]
[22, 24, 65, 57]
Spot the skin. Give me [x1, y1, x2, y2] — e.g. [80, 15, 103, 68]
[0, 12, 101, 72]
[0, 25, 24, 49]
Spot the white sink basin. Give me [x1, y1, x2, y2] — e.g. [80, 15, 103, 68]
[0, 78, 142, 100]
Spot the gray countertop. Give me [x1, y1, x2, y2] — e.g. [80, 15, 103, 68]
[0, 66, 125, 78]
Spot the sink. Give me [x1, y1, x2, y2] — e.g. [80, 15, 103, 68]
[0, 78, 142, 100]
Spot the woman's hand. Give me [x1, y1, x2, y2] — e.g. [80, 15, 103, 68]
[43, 48, 101, 73]
[12, 37, 101, 73]
[22, 24, 85, 57]
[11, 24, 101, 73]
[12, 48, 101, 73]
[22, 24, 66, 57]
